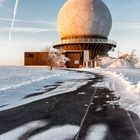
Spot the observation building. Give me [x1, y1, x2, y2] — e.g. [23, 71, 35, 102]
[53, 0, 116, 68]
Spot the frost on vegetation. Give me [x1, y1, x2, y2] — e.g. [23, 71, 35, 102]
[43, 47, 69, 70]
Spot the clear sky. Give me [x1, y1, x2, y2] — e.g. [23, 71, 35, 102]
[0, 0, 140, 65]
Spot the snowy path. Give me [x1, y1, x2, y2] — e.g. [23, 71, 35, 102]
[0, 70, 140, 140]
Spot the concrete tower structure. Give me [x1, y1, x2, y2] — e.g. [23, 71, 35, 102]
[53, 0, 117, 68]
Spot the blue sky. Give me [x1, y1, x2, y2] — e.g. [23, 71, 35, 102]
[0, 0, 140, 65]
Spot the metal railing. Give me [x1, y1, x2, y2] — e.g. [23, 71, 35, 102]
[53, 38, 117, 46]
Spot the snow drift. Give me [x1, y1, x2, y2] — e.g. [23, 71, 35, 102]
[91, 68, 140, 117]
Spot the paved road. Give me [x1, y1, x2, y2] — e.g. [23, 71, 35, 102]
[0, 71, 140, 140]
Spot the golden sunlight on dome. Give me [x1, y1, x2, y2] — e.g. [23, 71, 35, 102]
[57, 0, 112, 39]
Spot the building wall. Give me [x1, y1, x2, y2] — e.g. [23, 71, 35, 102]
[24, 52, 49, 66]
[24, 51, 84, 68]
[66, 52, 83, 68]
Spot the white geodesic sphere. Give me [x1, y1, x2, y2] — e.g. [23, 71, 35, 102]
[57, 0, 112, 39]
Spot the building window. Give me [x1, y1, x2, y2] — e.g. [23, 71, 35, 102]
[74, 60, 79, 64]
[28, 54, 34, 57]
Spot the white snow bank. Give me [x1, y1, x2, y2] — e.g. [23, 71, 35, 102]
[98, 71, 140, 95]
[91, 68, 140, 117]
[29, 125, 79, 140]
[0, 120, 47, 140]
[106, 69, 140, 85]
[86, 124, 107, 140]
[80, 68, 140, 116]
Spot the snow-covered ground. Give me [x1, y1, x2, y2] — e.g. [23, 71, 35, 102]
[86, 124, 108, 140]
[104, 68, 140, 116]
[0, 66, 139, 116]
[84, 56, 140, 117]
[0, 66, 140, 140]
[0, 66, 93, 111]
[0, 121, 79, 140]
[28, 124, 79, 140]
[85, 68, 140, 117]
[0, 120, 47, 140]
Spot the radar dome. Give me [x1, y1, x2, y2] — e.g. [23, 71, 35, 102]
[57, 0, 112, 39]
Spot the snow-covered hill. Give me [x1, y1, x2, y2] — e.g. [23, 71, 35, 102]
[100, 57, 135, 69]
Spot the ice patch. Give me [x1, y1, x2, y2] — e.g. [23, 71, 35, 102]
[78, 92, 86, 95]
[29, 125, 79, 140]
[86, 124, 107, 140]
[106, 95, 109, 98]
[95, 106, 103, 112]
[0, 120, 47, 140]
